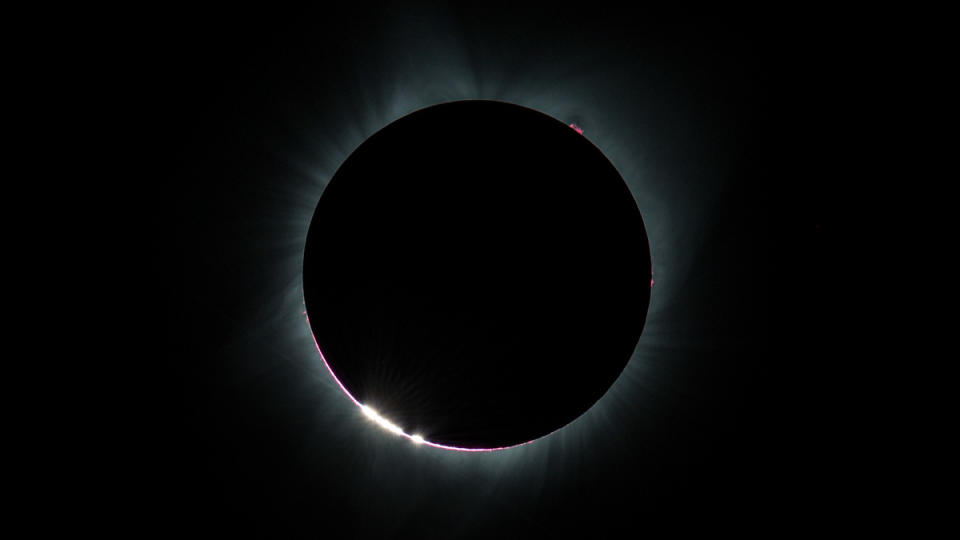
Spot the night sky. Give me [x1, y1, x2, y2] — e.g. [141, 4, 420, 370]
[129, 5, 827, 536]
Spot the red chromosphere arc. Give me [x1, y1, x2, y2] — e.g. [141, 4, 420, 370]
[305, 310, 539, 452]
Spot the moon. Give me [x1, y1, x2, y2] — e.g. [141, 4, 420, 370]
[303, 100, 652, 450]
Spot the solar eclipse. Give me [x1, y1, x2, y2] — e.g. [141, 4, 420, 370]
[145, 8, 779, 534]
[303, 100, 652, 450]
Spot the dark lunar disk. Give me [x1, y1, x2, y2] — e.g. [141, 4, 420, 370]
[303, 100, 651, 449]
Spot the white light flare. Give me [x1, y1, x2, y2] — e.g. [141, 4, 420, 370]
[361, 405, 406, 437]
[307, 311, 530, 451]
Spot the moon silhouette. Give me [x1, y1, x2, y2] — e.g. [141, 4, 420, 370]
[303, 100, 651, 450]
